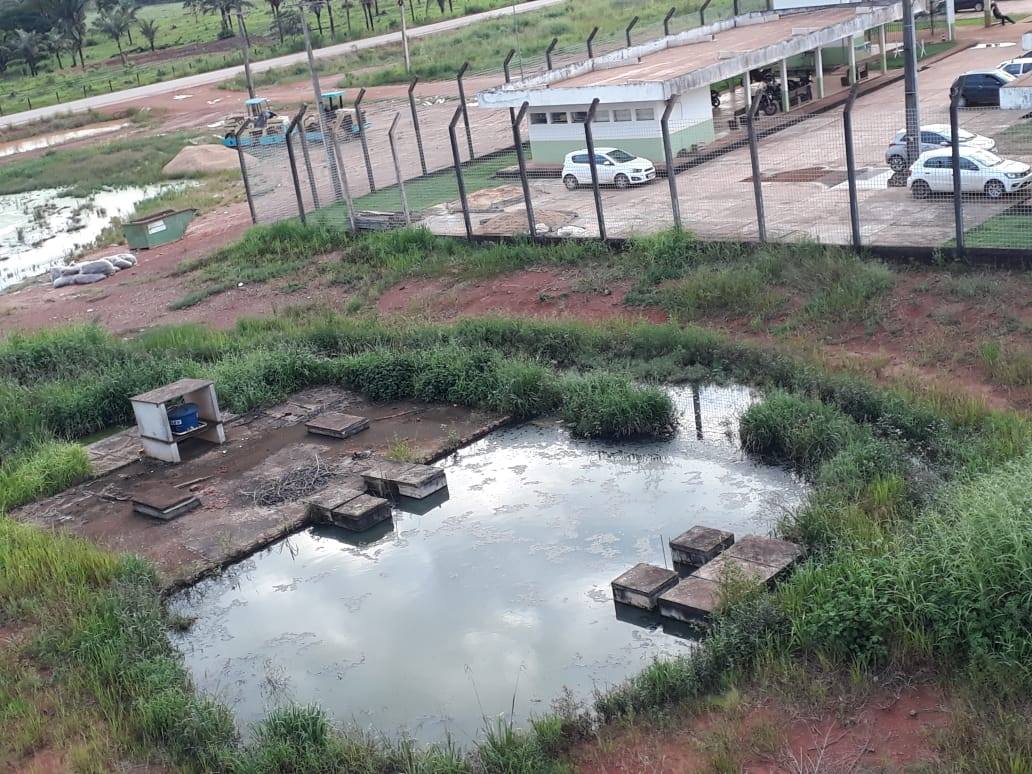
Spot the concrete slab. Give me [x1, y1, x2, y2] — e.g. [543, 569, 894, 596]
[611, 562, 679, 610]
[131, 482, 199, 521]
[305, 412, 370, 439]
[669, 525, 735, 568]
[724, 534, 803, 570]
[304, 483, 365, 522]
[330, 493, 392, 532]
[358, 459, 448, 499]
[657, 576, 722, 621]
[692, 553, 780, 586]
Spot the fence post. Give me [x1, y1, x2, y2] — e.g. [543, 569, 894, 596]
[503, 48, 516, 83]
[354, 88, 376, 192]
[949, 84, 966, 260]
[285, 108, 308, 224]
[388, 113, 411, 225]
[233, 119, 258, 224]
[663, 6, 675, 36]
[448, 106, 473, 238]
[744, 100, 766, 242]
[660, 96, 682, 231]
[407, 77, 428, 177]
[327, 117, 357, 232]
[295, 108, 321, 210]
[545, 37, 558, 70]
[625, 16, 638, 47]
[512, 102, 537, 238]
[584, 97, 607, 241]
[456, 61, 475, 160]
[586, 27, 598, 59]
[699, 0, 712, 26]
[733, 0, 740, 15]
[842, 82, 862, 251]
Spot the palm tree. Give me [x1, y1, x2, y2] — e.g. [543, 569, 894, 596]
[265, 0, 284, 42]
[44, 27, 69, 69]
[137, 18, 159, 51]
[39, 0, 88, 69]
[117, 0, 139, 46]
[11, 28, 43, 75]
[92, 7, 132, 65]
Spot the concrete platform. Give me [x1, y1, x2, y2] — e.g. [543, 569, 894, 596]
[692, 553, 780, 586]
[358, 459, 447, 499]
[304, 483, 367, 522]
[329, 492, 392, 532]
[669, 526, 735, 569]
[305, 412, 370, 439]
[724, 535, 803, 571]
[657, 576, 722, 621]
[131, 482, 199, 521]
[611, 563, 679, 610]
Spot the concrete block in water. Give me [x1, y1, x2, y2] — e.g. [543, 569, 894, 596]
[305, 412, 370, 439]
[610, 563, 679, 610]
[330, 493, 392, 532]
[724, 535, 803, 573]
[669, 526, 735, 568]
[304, 484, 366, 522]
[657, 576, 722, 621]
[692, 553, 781, 587]
[360, 460, 447, 499]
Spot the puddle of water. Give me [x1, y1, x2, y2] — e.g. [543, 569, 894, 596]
[0, 183, 184, 290]
[171, 385, 804, 745]
[0, 121, 129, 159]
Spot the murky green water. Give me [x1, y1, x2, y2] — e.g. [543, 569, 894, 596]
[170, 385, 803, 745]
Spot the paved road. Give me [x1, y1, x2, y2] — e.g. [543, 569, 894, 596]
[0, 0, 564, 130]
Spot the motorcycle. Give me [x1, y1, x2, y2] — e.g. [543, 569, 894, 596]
[711, 89, 721, 108]
[755, 82, 782, 116]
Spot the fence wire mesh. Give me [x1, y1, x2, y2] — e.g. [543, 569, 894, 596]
[238, 12, 1032, 258]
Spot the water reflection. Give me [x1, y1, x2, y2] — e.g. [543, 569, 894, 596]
[171, 385, 803, 745]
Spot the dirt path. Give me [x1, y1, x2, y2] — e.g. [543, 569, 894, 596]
[570, 683, 950, 773]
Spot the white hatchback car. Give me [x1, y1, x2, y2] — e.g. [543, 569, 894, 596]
[561, 148, 656, 189]
[885, 125, 996, 172]
[908, 148, 1032, 199]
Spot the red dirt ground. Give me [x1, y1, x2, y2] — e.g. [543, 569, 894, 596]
[571, 684, 950, 773]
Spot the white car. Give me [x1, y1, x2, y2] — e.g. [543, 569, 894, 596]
[562, 148, 656, 189]
[908, 148, 1032, 199]
[885, 125, 996, 172]
[999, 58, 1032, 77]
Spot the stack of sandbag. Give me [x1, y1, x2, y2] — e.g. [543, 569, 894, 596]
[51, 253, 137, 289]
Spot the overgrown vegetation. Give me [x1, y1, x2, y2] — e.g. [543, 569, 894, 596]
[0, 130, 205, 197]
[2, 225, 1031, 770]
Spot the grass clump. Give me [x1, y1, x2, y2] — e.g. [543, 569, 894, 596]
[560, 373, 674, 439]
[0, 442, 90, 514]
[979, 340, 1032, 388]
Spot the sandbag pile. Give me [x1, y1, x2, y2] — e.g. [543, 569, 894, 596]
[51, 253, 137, 288]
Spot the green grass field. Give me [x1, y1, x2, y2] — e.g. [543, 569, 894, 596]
[0, 0, 515, 114]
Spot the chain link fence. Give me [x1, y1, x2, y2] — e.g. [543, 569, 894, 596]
[236, 18, 1032, 261]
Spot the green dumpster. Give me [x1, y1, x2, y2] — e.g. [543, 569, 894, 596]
[122, 209, 197, 250]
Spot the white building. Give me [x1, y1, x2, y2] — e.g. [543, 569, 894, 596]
[477, 2, 905, 164]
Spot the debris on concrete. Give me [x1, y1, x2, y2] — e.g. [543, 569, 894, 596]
[51, 253, 137, 288]
[243, 455, 334, 506]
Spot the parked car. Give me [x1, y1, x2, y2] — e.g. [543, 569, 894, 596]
[885, 125, 996, 171]
[933, 0, 987, 11]
[999, 58, 1032, 77]
[908, 148, 1032, 199]
[952, 69, 1016, 107]
[561, 148, 657, 189]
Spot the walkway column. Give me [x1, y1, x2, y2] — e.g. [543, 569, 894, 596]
[743, 69, 752, 110]
[879, 25, 888, 73]
[780, 58, 790, 112]
[847, 35, 857, 85]
[815, 46, 825, 98]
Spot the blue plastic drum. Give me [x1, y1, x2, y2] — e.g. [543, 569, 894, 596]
[167, 402, 201, 433]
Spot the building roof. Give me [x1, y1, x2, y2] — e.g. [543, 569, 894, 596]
[478, 3, 902, 109]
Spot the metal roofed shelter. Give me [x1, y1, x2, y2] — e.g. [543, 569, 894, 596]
[477, 2, 904, 164]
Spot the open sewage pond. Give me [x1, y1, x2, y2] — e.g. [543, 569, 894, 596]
[170, 385, 804, 745]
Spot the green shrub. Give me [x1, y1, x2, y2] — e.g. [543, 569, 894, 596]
[210, 349, 329, 413]
[559, 373, 674, 439]
[739, 392, 862, 472]
[0, 442, 91, 514]
[332, 350, 422, 402]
